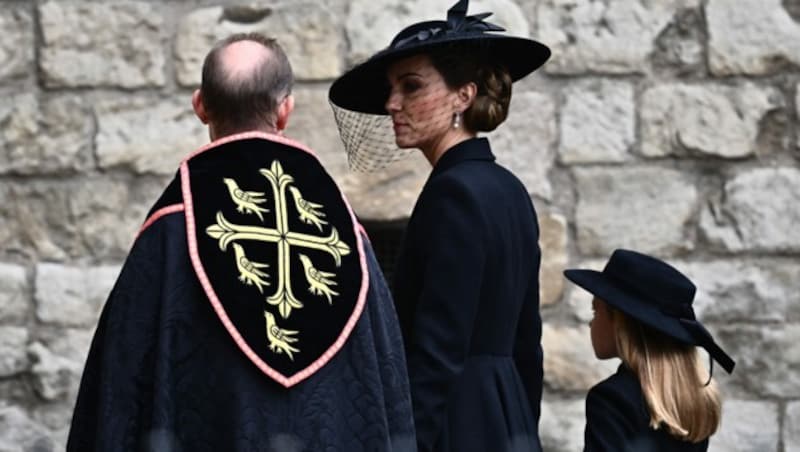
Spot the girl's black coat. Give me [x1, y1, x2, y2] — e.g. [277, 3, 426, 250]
[393, 137, 543, 452]
[585, 365, 710, 452]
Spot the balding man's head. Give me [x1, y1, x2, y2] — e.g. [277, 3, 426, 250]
[198, 33, 294, 137]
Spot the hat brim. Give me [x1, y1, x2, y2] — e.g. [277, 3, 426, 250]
[564, 269, 695, 345]
[329, 35, 551, 115]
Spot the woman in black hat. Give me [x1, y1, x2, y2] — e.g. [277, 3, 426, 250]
[329, 1, 551, 451]
[564, 249, 736, 452]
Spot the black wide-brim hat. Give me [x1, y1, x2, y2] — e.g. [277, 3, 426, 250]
[329, 0, 551, 115]
[564, 249, 735, 374]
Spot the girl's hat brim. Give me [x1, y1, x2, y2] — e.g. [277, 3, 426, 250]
[564, 268, 695, 345]
[329, 31, 551, 115]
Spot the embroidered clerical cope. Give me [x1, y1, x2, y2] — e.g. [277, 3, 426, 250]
[181, 133, 366, 387]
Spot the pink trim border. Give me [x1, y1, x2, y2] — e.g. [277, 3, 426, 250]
[181, 131, 369, 388]
[138, 204, 185, 237]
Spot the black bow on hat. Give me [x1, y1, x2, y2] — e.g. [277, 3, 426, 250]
[329, 0, 551, 115]
[564, 249, 735, 377]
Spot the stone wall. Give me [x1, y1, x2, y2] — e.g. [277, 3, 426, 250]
[0, 0, 798, 450]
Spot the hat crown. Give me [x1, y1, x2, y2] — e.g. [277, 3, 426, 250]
[603, 249, 696, 314]
[387, 0, 505, 51]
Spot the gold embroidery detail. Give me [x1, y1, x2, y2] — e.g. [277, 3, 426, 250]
[265, 311, 300, 361]
[223, 178, 268, 222]
[206, 160, 352, 360]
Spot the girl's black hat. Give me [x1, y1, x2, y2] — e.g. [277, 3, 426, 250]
[329, 0, 551, 115]
[565, 249, 735, 374]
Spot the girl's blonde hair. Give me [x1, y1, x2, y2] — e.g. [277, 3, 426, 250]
[611, 309, 721, 443]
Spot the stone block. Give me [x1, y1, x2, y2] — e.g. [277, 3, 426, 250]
[709, 400, 779, 452]
[95, 96, 207, 174]
[641, 83, 782, 158]
[539, 212, 568, 306]
[488, 91, 557, 200]
[787, 401, 800, 452]
[700, 168, 800, 253]
[540, 399, 585, 452]
[0, 405, 55, 452]
[346, 0, 530, 64]
[39, 2, 165, 88]
[679, 259, 800, 323]
[0, 264, 28, 324]
[714, 324, 800, 398]
[559, 80, 634, 164]
[175, 4, 343, 85]
[0, 178, 164, 260]
[542, 324, 619, 391]
[29, 329, 93, 401]
[0, 327, 29, 377]
[35, 263, 120, 327]
[0, 94, 94, 175]
[0, 7, 34, 81]
[707, 0, 800, 75]
[574, 167, 697, 256]
[538, 0, 700, 74]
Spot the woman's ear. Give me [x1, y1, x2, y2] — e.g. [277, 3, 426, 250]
[455, 82, 477, 110]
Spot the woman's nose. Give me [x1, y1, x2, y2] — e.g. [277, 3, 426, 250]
[385, 91, 400, 113]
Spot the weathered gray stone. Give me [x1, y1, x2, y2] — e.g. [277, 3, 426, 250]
[0, 328, 28, 377]
[641, 83, 782, 158]
[0, 7, 33, 81]
[707, 0, 800, 75]
[559, 80, 634, 164]
[35, 263, 119, 327]
[285, 86, 350, 180]
[787, 401, 800, 452]
[709, 400, 779, 452]
[489, 91, 557, 200]
[39, 2, 165, 88]
[714, 324, 800, 398]
[0, 405, 55, 452]
[700, 168, 800, 253]
[540, 399, 585, 452]
[651, 8, 705, 74]
[542, 324, 619, 391]
[346, 0, 529, 64]
[680, 259, 800, 323]
[0, 264, 28, 324]
[0, 178, 164, 260]
[0, 94, 94, 175]
[95, 96, 207, 174]
[29, 329, 93, 401]
[539, 212, 568, 306]
[538, 0, 700, 74]
[175, 4, 343, 85]
[574, 167, 697, 255]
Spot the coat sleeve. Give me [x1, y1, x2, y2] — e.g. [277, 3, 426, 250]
[405, 177, 487, 451]
[583, 382, 641, 452]
[513, 254, 543, 426]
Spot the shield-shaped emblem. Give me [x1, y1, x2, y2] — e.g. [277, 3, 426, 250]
[181, 133, 366, 387]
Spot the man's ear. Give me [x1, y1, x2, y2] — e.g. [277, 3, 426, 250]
[275, 94, 295, 132]
[192, 89, 209, 124]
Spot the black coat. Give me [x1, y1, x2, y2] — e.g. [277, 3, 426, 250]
[393, 138, 543, 452]
[585, 365, 710, 452]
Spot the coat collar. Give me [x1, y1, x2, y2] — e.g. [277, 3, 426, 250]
[431, 137, 495, 176]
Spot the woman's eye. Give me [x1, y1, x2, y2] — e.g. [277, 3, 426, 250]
[403, 81, 421, 93]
